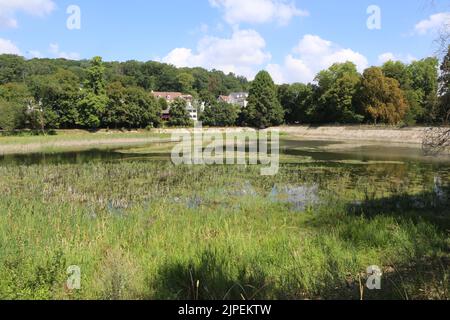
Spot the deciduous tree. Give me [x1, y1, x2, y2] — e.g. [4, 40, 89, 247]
[168, 98, 193, 127]
[359, 67, 408, 125]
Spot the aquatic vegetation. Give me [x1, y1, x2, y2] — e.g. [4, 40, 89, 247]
[0, 135, 448, 300]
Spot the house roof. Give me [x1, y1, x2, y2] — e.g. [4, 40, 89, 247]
[152, 92, 193, 101]
[218, 95, 230, 102]
[229, 92, 248, 100]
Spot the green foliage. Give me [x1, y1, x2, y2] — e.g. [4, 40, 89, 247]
[27, 69, 80, 128]
[77, 57, 108, 129]
[77, 92, 109, 129]
[201, 101, 240, 127]
[0, 55, 26, 85]
[0, 82, 30, 130]
[0, 157, 447, 300]
[168, 98, 193, 127]
[358, 67, 408, 125]
[0, 53, 443, 129]
[438, 46, 450, 123]
[314, 62, 364, 123]
[104, 82, 161, 129]
[243, 71, 284, 128]
[407, 58, 439, 123]
[0, 99, 24, 131]
[176, 72, 195, 94]
[277, 83, 314, 124]
[381, 58, 439, 124]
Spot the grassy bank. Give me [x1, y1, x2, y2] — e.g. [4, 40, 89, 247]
[0, 161, 448, 300]
[0, 130, 170, 155]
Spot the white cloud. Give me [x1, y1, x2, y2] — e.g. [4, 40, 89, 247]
[267, 34, 369, 84]
[378, 52, 417, 64]
[0, 38, 21, 55]
[209, 0, 308, 25]
[27, 50, 42, 58]
[0, 0, 55, 28]
[162, 29, 271, 79]
[414, 12, 450, 35]
[49, 43, 80, 60]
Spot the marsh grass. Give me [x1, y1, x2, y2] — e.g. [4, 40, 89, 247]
[0, 160, 448, 300]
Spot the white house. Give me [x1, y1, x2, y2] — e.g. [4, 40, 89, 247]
[152, 92, 199, 121]
[218, 92, 249, 108]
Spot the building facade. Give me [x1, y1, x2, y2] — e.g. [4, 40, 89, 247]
[152, 92, 199, 121]
[218, 92, 249, 108]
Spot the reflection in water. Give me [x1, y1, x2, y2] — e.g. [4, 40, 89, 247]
[0, 140, 449, 197]
[269, 184, 320, 212]
[1, 139, 449, 166]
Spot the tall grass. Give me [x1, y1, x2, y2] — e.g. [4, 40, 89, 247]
[0, 161, 448, 300]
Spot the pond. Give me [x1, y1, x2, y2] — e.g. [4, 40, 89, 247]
[1, 139, 448, 197]
[1, 139, 449, 166]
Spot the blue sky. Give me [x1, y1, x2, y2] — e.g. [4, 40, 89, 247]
[0, 0, 449, 83]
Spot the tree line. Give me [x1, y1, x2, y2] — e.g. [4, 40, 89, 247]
[0, 54, 248, 131]
[0, 47, 449, 132]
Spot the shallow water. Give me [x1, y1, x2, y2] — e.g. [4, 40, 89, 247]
[0, 139, 449, 192]
[0, 139, 449, 166]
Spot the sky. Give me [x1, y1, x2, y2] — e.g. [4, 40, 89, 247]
[0, 0, 449, 84]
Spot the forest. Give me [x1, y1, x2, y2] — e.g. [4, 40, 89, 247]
[0, 47, 449, 131]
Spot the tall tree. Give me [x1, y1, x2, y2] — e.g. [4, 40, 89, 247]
[407, 58, 439, 123]
[77, 57, 108, 129]
[438, 45, 450, 123]
[243, 71, 284, 128]
[358, 67, 408, 125]
[0, 83, 31, 131]
[278, 83, 314, 124]
[382, 61, 420, 124]
[314, 62, 363, 123]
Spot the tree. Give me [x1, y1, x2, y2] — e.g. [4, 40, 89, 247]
[0, 82, 30, 131]
[382, 60, 421, 125]
[176, 72, 195, 94]
[438, 45, 450, 122]
[0, 55, 26, 85]
[168, 98, 193, 127]
[358, 67, 408, 125]
[313, 62, 363, 123]
[77, 57, 108, 129]
[422, 46, 450, 155]
[28, 69, 80, 128]
[0, 99, 24, 131]
[407, 58, 439, 123]
[243, 70, 284, 128]
[104, 82, 161, 129]
[278, 83, 314, 124]
[201, 102, 240, 127]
